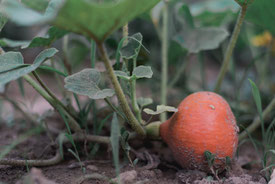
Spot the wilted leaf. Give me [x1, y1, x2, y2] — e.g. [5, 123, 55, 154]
[132, 66, 153, 79]
[0, 48, 58, 85]
[137, 97, 153, 108]
[174, 27, 228, 53]
[1, 0, 160, 42]
[120, 33, 143, 60]
[64, 68, 114, 99]
[144, 105, 178, 115]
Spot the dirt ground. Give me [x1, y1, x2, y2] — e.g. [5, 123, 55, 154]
[0, 121, 269, 184]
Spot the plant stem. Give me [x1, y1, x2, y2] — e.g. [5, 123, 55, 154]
[32, 71, 78, 121]
[97, 43, 146, 137]
[123, 23, 129, 46]
[239, 95, 275, 141]
[23, 75, 82, 132]
[130, 58, 142, 122]
[160, 0, 169, 122]
[214, 3, 248, 93]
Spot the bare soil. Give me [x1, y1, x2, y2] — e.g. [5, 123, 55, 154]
[0, 121, 268, 184]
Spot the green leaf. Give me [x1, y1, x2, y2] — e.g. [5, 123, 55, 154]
[67, 39, 90, 66]
[0, 84, 4, 93]
[64, 68, 115, 99]
[120, 33, 143, 60]
[1, 0, 160, 42]
[114, 70, 131, 80]
[248, 79, 263, 122]
[0, 48, 58, 85]
[246, 0, 275, 35]
[28, 26, 68, 48]
[133, 65, 153, 79]
[174, 27, 228, 53]
[137, 97, 153, 108]
[0, 38, 30, 48]
[189, 0, 239, 16]
[0, 0, 59, 26]
[144, 105, 178, 115]
[0, 13, 7, 32]
[110, 113, 120, 176]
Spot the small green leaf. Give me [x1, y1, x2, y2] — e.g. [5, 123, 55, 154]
[120, 33, 143, 60]
[0, 48, 58, 85]
[143, 105, 178, 115]
[114, 70, 131, 80]
[0, 38, 30, 48]
[174, 27, 228, 53]
[137, 97, 153, 108]
[110, 113, 120, 176]
[133, 65, 153, 79]
[248, 79, 263, 121]
[64, 69, 114, 99]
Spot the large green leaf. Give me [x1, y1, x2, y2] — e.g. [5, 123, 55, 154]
[246, 0, 275, 35]
[0, 48, 58, 85]
[1, 0, 160, 42]
[64, 69, 115, 99]
[174, 27, 229, 53]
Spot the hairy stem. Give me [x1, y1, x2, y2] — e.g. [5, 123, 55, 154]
[97, 43, 146, 137]
[23, 75, 82, 132]
[160, 0, 169, 122]
[214, 4, 248, 93]
[239, 95, 275, 141]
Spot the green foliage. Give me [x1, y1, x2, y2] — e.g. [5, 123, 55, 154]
[110, 113, 120, 177]
[67, 39, 90, 67]
[0, 38, 29, 48]
[0, 0, 160, 42]
[115, 65, 153, 80]
[246, 0, 275, 35]
[120, 33, 143, 60]
[143, 105, 178, 115]
[137, 97, 153, 108]
[64, 69, 115, 99]
[174, 27, 229, 53]
[132, 66, 153, 79]
[28, 26, 68, 48]
[204, 151, 216, 168]
[0, 48, 58, 86]
[0, 13, 7, 32]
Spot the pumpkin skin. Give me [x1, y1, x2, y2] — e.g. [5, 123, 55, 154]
[160, 91, 239, 171]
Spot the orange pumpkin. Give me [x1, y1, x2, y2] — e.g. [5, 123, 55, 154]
[160, 91, 239, 171]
